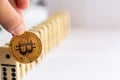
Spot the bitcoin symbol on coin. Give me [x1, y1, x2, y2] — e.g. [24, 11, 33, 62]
[16, 40, 36, 55]
[9, 31, 42, 63]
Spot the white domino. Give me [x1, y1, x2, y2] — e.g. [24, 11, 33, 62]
[0, 45, 21, 80]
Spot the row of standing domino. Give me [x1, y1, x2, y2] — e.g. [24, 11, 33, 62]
[0, 11, 70, 80]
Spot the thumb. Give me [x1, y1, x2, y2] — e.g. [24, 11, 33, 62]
[0, 0, 26, 35]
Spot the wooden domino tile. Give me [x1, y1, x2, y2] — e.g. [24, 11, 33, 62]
[19, 63, 26, 78]
[0, 46, 21, 80]
[43, 22, 53, 52]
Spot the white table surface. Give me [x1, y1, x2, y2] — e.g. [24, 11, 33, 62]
[23, 27, 120, 80]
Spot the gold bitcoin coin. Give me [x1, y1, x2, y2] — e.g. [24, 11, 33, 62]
[9, 31, 42, 63]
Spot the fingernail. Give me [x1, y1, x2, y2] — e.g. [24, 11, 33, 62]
[12, 24, 26, 35]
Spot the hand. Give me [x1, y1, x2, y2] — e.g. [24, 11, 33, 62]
[0, 0, 29, 35]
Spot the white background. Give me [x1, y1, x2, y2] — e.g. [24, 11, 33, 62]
[46, 0, 120, 27]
